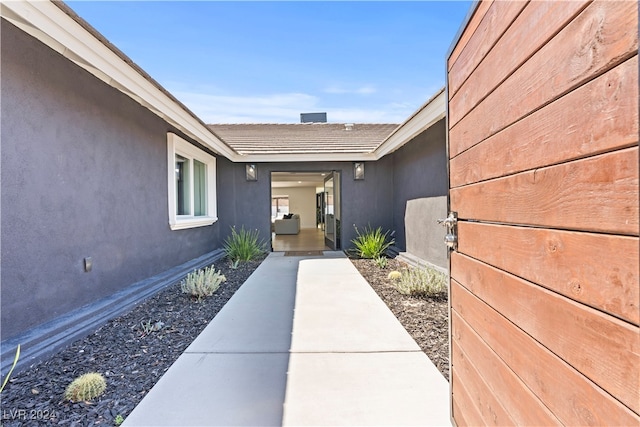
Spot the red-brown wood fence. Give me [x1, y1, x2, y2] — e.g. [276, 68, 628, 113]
[446, 1, 639, 425]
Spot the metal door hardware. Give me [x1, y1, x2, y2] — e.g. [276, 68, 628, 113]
[437, 212, 457, 228]
[437, 212, 458, 251]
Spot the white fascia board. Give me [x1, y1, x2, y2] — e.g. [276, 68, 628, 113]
[1, 1, 240, 161]
[373, 90, 446, 159]
[236, 152, 379, 163]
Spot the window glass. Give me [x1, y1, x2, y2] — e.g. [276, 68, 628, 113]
[271, 196, 289, 220]
[193, 159, 207, 216]
[176, 154, 190, 215]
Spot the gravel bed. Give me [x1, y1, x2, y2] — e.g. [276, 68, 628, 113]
[1, 253, 448, 426]
[350, 257, 449, 380]
[0, 256, 264, 426]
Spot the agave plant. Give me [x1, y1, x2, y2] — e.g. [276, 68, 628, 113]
[223, 226, 267, 262]
[351, 224, 394, 259]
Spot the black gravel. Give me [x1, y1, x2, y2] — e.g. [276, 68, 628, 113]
[1, 254, 448, 426]
[0, 256, 264, 426]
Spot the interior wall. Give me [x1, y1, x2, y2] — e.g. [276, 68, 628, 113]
[272, 186, 317, 229]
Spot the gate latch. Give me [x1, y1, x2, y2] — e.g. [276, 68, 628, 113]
[437, 212, 458, 251]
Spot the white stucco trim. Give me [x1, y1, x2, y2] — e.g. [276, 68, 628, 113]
[0, 1, 239, 161]
[169, 217, 217, 231]
[167, 133, 218, 231]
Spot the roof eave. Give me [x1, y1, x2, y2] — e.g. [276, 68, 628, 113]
[233, 152, 379, 163]
[1, 0, 241, 161]
[372, 88, 446, 159]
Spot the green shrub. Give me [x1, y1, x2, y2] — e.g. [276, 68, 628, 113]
[64, 372, 106, 402]
[351, 224, 394, 259]
[114, 414, 125, 426]
[181, 265, 226, 301]
[374, 256, 388, 269]
[223, 226, 267, 262]
[393, 266, 447, 297]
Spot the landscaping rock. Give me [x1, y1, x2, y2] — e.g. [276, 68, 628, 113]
[350, 258, 449, 380]
[0, 257, 264, 426]
[1, 254, 449, 426]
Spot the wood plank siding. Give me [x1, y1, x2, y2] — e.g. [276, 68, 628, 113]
[446, 1, 639, 425]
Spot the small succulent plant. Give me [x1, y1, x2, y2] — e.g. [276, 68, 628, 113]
[64, 372, 106, 402]
[181, 265, 226, 301]
[374, 256, 388, 269]
[393, 266, 447, 297]
[388, 270, 402, 280]
[139, 320, 164, 337]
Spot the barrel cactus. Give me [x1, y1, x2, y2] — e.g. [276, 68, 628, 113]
[64, 372, 106, 402]
[387, 270, 402, 281]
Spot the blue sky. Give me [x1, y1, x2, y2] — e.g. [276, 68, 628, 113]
[67, 1, 472, 124]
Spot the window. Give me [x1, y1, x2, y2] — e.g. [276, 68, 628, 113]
[167, 133, 217, 230]
[271, 196, 289, 220]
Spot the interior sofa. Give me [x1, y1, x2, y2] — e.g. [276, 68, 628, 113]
[274, 214, 300, 235]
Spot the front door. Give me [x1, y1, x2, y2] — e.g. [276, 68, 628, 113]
[323, 171, 341, 250]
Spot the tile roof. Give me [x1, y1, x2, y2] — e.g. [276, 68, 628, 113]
[207, 123, 400, 155]
[16, 2, 437, 161]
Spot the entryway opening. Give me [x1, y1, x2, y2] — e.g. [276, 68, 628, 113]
[270, 171, 340, 252]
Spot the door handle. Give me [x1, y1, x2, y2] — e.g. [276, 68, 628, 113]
[437, 212, 458, 251]
[437, 212, 457, 228]
[444, 233, 457, 250]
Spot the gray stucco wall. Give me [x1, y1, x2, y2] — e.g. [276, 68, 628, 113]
[1, 22, 221, 340]
[217, 157, 394, 251]
[403, 196, 448, 270]
[390, 118, 448, 269]
[216, 121, 446, 265]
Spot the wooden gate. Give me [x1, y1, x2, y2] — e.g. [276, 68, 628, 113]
[446, 1, 639, 425]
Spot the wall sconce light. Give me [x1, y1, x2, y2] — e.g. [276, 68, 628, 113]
[246, 164, 257, 181]
[353, 162, 365, 180]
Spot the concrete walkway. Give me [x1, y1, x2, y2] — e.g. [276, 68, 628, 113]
[123, 252, 451, 427]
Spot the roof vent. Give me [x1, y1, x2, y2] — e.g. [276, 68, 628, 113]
[300, 112, 327, 123]
[344, 123, 354, 131]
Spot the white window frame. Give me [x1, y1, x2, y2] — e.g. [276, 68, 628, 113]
[167, 133, 217, 230]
